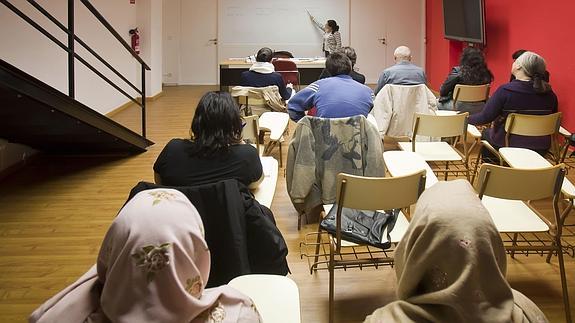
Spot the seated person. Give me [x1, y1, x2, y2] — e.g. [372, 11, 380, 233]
[288, 52, 374, 122]
[319, 46, 366, 84]
[374, 46, 426, 95]
[510, 49, 550, 82]
[438, 47, 493, 112]
[154, 91, 263, 187]
[365, 180, 549, 323]
[30, 189, 262, 323]
[240, 47, 293, 100]
[469, 51, 558, 158]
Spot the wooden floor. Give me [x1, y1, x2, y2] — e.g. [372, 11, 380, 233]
[0, 85, 574, 322]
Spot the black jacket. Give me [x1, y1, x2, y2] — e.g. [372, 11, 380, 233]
[127, 180, 289, 287]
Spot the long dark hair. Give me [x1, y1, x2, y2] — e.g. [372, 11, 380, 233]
[515, 51, 552, 93]
[189, 92, 242, 158]
[459, 47, 493, 85]
[327, 20, 339, 33]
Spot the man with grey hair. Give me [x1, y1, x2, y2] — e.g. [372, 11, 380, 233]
[374, 45, 426, 95]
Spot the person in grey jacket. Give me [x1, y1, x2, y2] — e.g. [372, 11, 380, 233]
[374, 46, 426, 95]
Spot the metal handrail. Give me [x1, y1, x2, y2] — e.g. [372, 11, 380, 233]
[0, 0, 149, 138]
[25, 0, 143, 96]
[79, 0, 151, 70]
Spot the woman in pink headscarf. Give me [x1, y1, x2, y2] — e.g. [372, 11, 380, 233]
[29, 189, 262, 323]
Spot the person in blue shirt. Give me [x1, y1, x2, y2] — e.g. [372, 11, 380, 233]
[374, 46, 426, 95]
[288, 52, 374, 122]
[240, 47, 293, 100]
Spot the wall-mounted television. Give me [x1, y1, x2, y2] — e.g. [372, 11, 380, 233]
[443, 0, 485, 44]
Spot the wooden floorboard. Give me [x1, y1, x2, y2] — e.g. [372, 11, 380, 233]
[0, 85, 573, 322]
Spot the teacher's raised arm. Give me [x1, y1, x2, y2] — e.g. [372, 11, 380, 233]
[306, 10, 342, 57]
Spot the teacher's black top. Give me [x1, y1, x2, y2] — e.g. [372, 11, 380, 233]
[154, 139, 263, 187]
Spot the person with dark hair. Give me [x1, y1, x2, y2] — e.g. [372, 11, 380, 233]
[307, 12, 342, 56]
[240, 47, 293, 100]
[154, 91, 263, 187]
[438, 47, 493, 113]
[510, 49, 550, 82]
[374, 46, 426, 95]
[469, 51, 558, 158]
[287, 52, 373, 121]
[319, 46, 366, 84]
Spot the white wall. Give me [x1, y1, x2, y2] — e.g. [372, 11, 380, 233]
[218, 0, 350, 61]
[0, 0, 162, 173]
[0, 0, 162, 114]
[163, 0, 425, 85]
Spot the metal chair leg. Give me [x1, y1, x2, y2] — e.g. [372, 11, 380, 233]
[510, 233, 518, 259]
[329, 243, 335, 323]
[557, 240, 572, 323]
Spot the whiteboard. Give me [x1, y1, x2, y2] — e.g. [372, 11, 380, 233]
[218, 0, 349, 59]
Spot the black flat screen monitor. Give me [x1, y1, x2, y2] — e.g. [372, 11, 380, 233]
[443, 0, 485, 44]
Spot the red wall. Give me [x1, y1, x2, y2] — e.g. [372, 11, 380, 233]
[426, 0, 575, 130]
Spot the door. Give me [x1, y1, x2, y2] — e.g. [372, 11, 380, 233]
[350, 0, 425, 85]
[167, 0, 218, 85]
[384, 0, 425, 71]
[350, 0, 388, 84]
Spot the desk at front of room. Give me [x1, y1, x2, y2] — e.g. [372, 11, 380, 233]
[219, 58, 326, 91]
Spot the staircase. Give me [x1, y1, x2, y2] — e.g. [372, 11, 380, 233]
[0, 0, 154, 155]
[0, 59, 152, 154]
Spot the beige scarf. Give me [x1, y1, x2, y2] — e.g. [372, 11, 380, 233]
[30, 189, 261, 323]
[365, 180, 548, 323]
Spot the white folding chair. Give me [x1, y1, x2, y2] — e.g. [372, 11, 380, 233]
[475, 163, 571, 323]
[258, 112, 289, 167]
[398, 112, 470, 180]
[321, 171, 426, 323]
[251, 156, 279, 209]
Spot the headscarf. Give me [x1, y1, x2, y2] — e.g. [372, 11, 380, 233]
[30, 189, 261, 323]
[364, 180, 548, 323]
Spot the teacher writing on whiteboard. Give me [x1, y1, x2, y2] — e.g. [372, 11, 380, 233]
[307, 11, 342, 56]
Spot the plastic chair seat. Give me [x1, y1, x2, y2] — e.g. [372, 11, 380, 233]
[252, 156, 278, 209]
[481, 196, 550, 232]
[259, 112, 289, 141]
[383, 151, 438, 189]
[228, 274, 301, 323]
[398, 141, 462, 161]
[322, 204, 409, 244]
[500, 147, 575, 198]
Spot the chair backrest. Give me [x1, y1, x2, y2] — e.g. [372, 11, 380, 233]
[231, 86, 285, 115]
[504, 112, 562, 140]
[412, 112, 469, 139]
[272, 59, 300, 86]
[272, 51, 294, 59]
[241, 115, 260, 152]
[272, 59, 298, 71]
[333, 171, 425, 249]
[336, 171, 425, 211]
[452, 84, 490, 103]
[475, 163, 564, 201]
[231, 86, 266, 106]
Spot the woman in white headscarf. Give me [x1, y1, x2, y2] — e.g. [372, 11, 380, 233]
[364, 180, 548, 323]
[30, 189, 261, 323]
